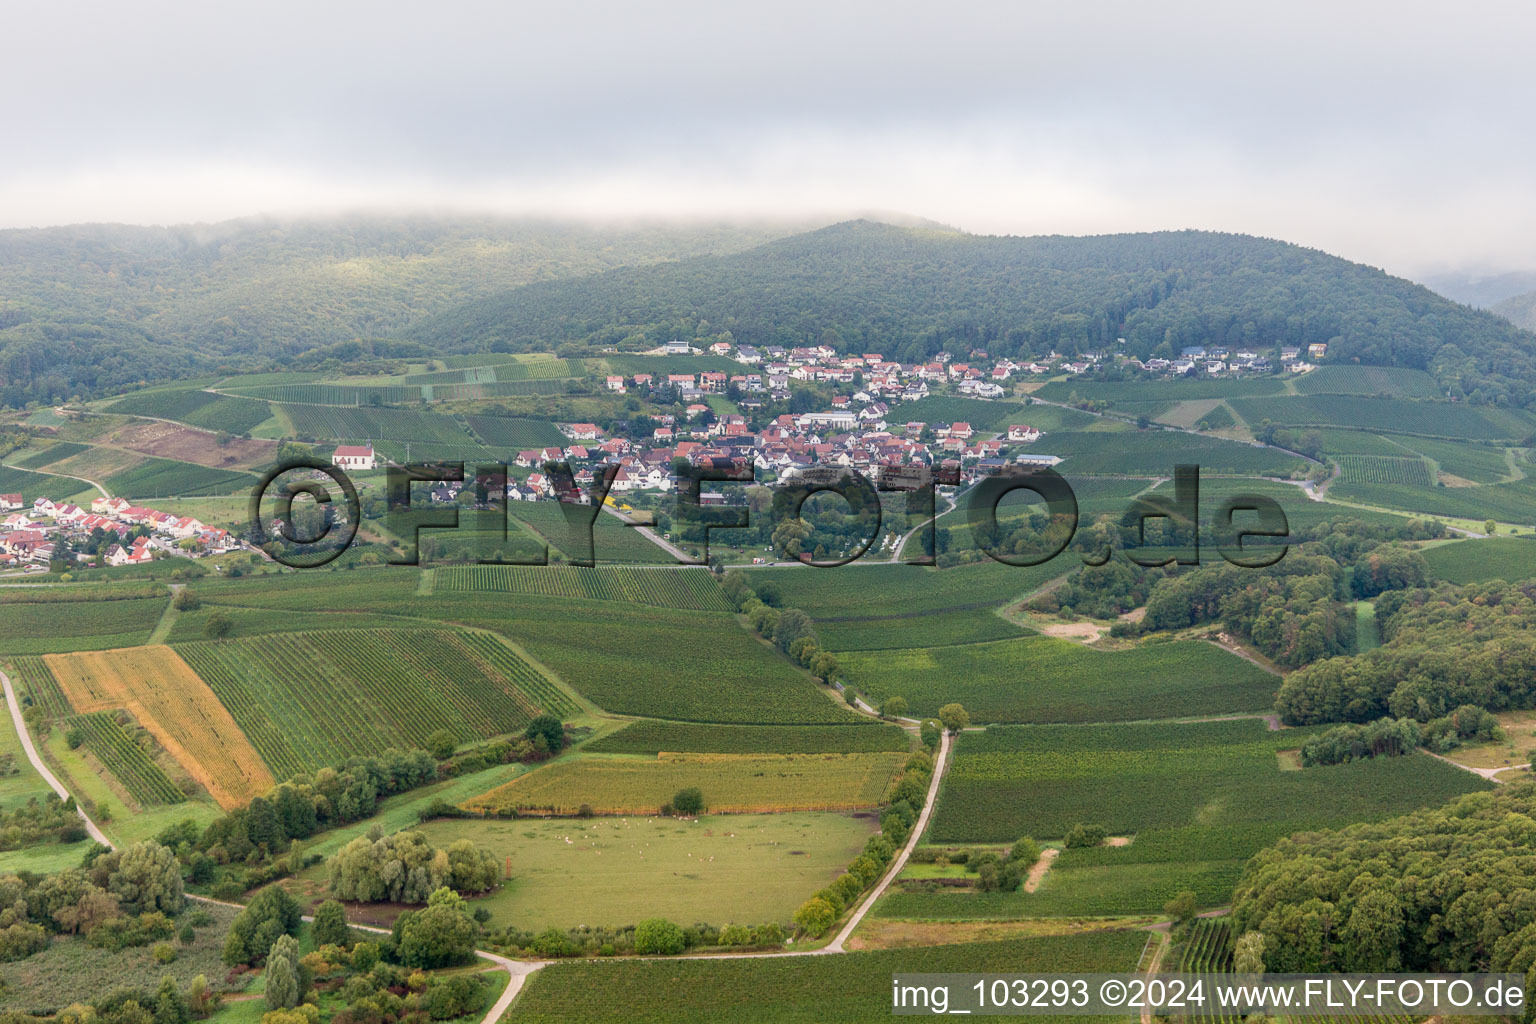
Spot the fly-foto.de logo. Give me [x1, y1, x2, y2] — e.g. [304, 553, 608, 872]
[249, 460, 1290, 571]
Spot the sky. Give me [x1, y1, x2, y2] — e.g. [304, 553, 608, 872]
[5, 0, 1535, 277]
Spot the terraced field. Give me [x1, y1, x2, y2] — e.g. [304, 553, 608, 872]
[1422, 536, 1536, 583]
[277, 404, 480, 444]
[174, 627, 578, 779]
[6, 657, 71, 718]
[10, 442, 89, 469]
[893, 395, 1018, 430]
[1043, 429, 1308, 476]
[65, 711, 186, 806]
[509, 503, 677, 564]
[935, 720, 1486, 842]
[0, 465, 93, 504]
[434, 565, 731, 610]
[877, 719, 1487, 917]
[1035, 378, 1287, 402]
[464, 750, 909, 815]
[238, 383, 424, 405]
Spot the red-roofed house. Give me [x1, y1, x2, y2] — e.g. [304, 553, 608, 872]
[0, 494, 21, 512]
[332, 444, 376, 471]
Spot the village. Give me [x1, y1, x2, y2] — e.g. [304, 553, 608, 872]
[320, 337, 1324, 510]
[0, 493, 241, 572]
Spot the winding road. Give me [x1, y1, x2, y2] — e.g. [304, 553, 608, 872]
[0, 667, 111, 846]
[0, 659, 956, 1020]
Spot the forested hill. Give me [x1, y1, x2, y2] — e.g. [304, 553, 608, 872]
[0, 215, 798, 406]
[410, 221, 1536, 407]
[1494, 289, 1536, 332]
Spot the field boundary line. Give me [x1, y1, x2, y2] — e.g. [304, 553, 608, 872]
[825, 727, 952, 953]
[0, 666, 111, 846]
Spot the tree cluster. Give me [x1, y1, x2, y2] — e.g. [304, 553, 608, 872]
[327, 829, 500, 905]
[1277, 580, 1536, 725]
[1232, 782, 1536, 975]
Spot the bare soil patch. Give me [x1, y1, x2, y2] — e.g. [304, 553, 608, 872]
[1024, 846, 1059, 892]
[114, 419, 276, 469]
[1039, 621, 1108, 642]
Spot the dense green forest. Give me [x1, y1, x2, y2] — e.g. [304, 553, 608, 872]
[8, 216, 1536, 410]
[1232, 783, 1536, 973]
[0, 215, 795, 407]
[407, 222, 1536, 406]
[1277, 580, 1536, 725]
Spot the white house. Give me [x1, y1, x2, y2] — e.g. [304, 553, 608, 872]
[1008, 424, 1042, 443]
[0, 494, 22, 512]
[332, 444, 376, 471]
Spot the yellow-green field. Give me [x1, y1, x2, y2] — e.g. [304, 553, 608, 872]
[303, 813, 879, 930]
[463, 751, 908, 816]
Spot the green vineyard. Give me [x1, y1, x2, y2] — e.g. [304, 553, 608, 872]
[234, 383, 424, 405]
[278, 405, 479, 444]
[1291, 365, 1443, 398]
[104, 387, 273, 434]
[462, 415, 569, 448]
[434, 565, 731, 610]
[102, 458, 256, 499]
[173, 627, 578, 778]
[66, 711, 186, 806]
[8, 656, 72, 718]
[1176, 917, 1234, 1024]
[1335, 455, 1434, 487]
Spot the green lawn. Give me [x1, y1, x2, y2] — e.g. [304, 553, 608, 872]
[292, 812, 877, 931]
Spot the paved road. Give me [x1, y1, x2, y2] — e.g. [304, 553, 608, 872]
[4, 639, 956, 1018]
[0, 666, 112, 846]
[825, 728, 950, 952]
[600, 505, 695, 562]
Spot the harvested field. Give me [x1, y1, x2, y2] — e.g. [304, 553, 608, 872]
[112, 419, 277, 470]
[44, 645, 274, 808]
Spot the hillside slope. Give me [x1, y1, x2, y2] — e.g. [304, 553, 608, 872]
[1494, 289, 1536, 332]
[0, 215, 802, 406]
[410, 221, 1536, 407]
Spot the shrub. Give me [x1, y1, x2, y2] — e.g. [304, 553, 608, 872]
[633, 918, 685, 955]
[1064, 823, 1108, 848]
[153, 941, 177, 964]
[1007, 837, 1042, 868]
[793, 897, 835, 938]
[424, 729, 457, 760]
[672, 788, 704, 816]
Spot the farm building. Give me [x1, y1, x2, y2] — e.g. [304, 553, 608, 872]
[331, 444, 376, 471]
